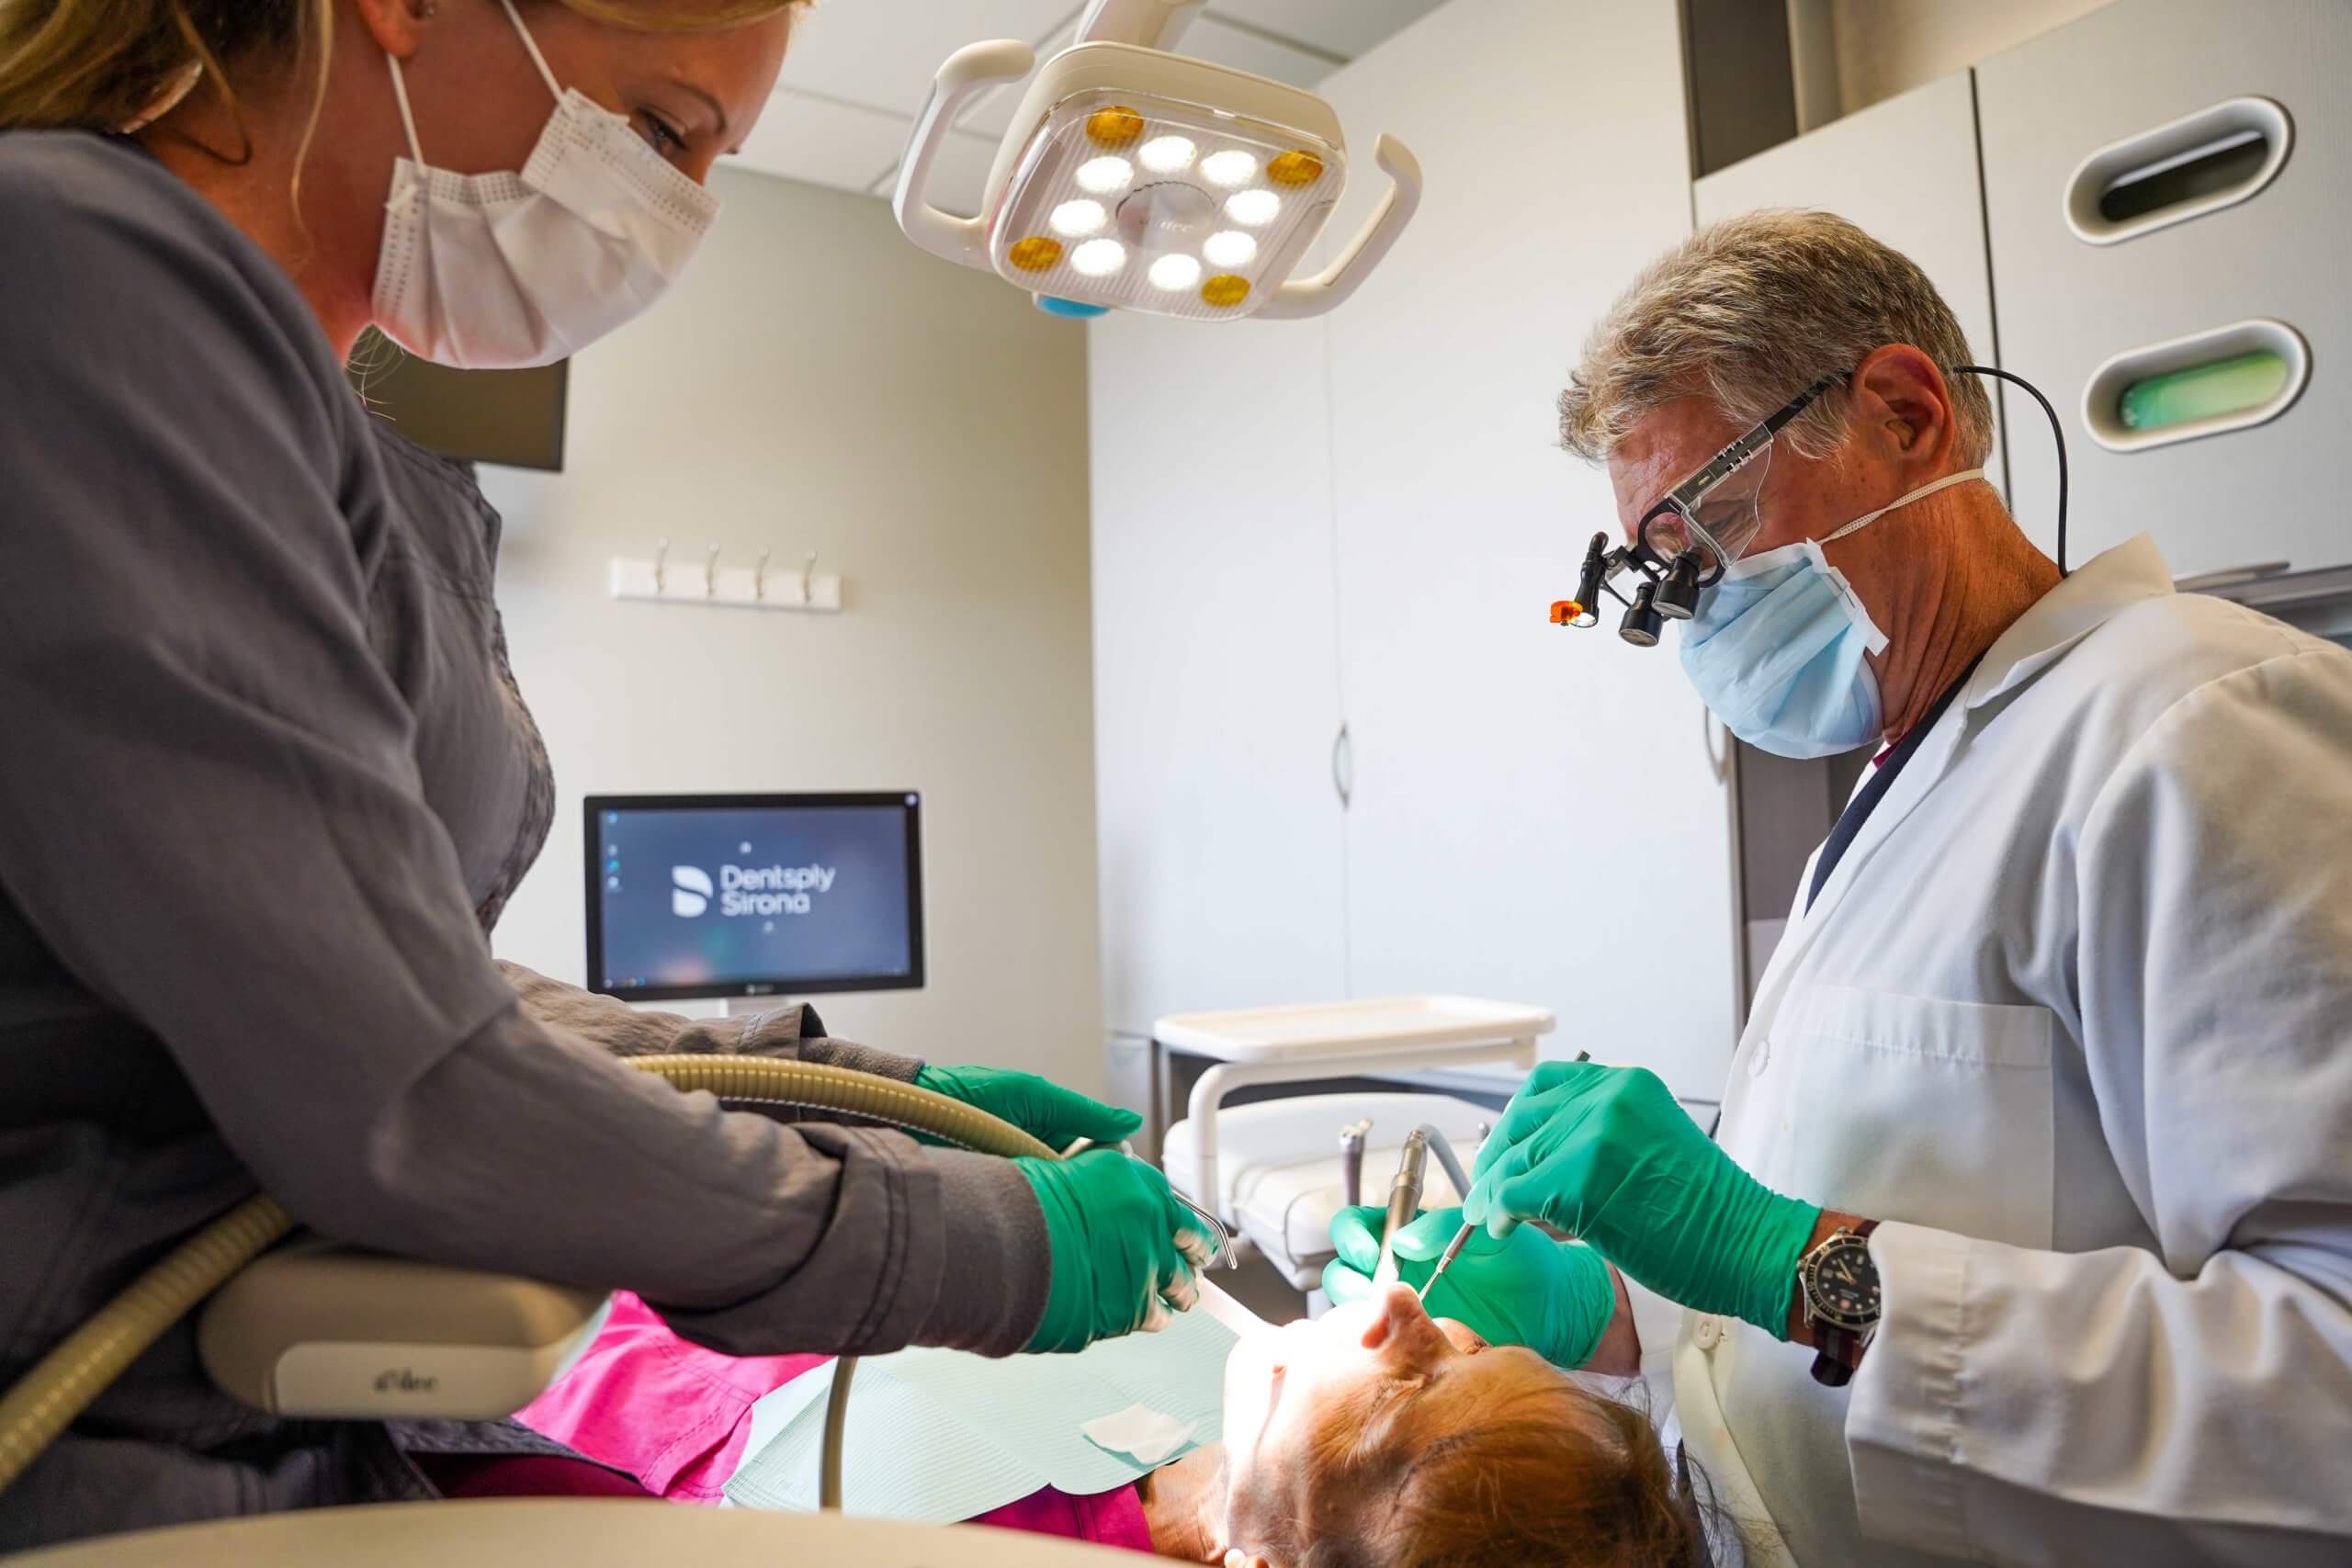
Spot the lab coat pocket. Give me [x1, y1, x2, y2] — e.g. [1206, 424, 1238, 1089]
[1771, 984, 2054, 1249]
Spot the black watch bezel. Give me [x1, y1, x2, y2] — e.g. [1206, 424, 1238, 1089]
[1799, 1228, 1882, 1334]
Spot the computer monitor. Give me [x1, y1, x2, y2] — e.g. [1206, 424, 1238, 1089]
[585, 792, 924, 1002]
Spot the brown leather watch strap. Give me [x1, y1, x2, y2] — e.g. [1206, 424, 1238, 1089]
[1807, 1219, 1881, 1389]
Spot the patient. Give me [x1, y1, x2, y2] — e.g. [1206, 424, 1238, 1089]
[516, 1280, 1712, 1566]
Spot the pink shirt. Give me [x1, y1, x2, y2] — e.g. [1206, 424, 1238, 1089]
[519, 1292, 1156, 1552]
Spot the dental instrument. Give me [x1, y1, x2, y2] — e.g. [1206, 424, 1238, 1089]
[1370, 1128, 1430, 1288]
[894, 0, 1420, 321]
[1421, 1052, 1589, 1300]
[1339, 1117, 1371, 1208]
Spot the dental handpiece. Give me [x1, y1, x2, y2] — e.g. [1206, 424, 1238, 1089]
[1370, 1128, 1430, 1288]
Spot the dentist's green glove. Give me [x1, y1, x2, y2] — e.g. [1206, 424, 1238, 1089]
[1015, 1150, 1212, 1352]
[1464, 1062, 1819, 1338]
[1322, 1204, 1615, 1369]
[915, 1065, 1143, 1151]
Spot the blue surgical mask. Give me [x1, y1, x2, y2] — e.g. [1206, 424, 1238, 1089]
[1677, 469, 1986, 758]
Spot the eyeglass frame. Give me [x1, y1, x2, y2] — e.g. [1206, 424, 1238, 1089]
[1634, 370, 1849, 587]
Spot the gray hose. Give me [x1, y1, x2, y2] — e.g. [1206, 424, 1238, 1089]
[0, 1056, 1054, 1504]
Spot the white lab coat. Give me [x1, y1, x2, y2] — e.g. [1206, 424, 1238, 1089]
[1670, 536, 2352, 1567]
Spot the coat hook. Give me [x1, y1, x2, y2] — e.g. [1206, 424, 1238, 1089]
[753, 549, 771, 601]
[653, 538, 670, 593]
[801, 550, 818, 603]
[705, 542, 721, 599]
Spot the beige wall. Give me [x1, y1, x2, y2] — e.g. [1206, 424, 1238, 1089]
[477, 168, 1108, 1094]
[1828, 0, 2114, 116]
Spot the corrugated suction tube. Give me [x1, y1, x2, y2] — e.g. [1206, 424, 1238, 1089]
[0, 1057, 1056, 1503]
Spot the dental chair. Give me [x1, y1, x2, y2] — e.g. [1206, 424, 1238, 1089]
[1153, 998, 1552, 1301]
[0, 1057, 1170, 1568]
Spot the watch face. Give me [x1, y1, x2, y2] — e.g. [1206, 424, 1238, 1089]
[1804, 1236, 1881, 1330]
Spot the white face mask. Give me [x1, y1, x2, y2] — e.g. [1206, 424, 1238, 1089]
[371, 0, 720, 369]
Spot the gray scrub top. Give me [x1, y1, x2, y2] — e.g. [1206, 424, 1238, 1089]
[0, 131, 1044, 1548]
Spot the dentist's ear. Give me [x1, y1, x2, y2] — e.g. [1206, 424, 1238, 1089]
[353, 0, 434, 61]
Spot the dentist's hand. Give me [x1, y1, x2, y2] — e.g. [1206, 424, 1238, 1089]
[916, 1064, 1143, 1151]
[1014, 1150, 1212, 1352]
[1464, 1061, 1819, 1338]
[1323, 1204, 1616, 1369]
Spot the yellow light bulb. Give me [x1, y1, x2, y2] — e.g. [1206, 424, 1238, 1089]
[1007, 236, 1063, 272]
[1265, 151, 1324, 186]
[1201, 274, 1251, 308]
[1086, 107, 1145, 147]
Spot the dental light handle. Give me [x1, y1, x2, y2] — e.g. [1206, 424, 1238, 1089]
[1076, 0, 1204, 51]
[1253, 134, 1424, 321]
[893, 39, 1035, 270]
[1371, 1129, 1431, 1288]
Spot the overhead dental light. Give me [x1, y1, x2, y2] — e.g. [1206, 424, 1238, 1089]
[893, 0, 1422, 322]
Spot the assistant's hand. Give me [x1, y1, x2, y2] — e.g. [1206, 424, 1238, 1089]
[915, 1064, 1143, 1151]
[1464, 1062, 1819, 1337]
[1322, 1204, 1615, 1369]
[1015, 1150, 1213, 1352]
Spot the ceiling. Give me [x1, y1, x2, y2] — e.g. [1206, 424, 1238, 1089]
[734, 0, 1445, 209]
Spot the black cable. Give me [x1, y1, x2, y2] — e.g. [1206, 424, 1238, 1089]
[1952, 364, 2068, 576]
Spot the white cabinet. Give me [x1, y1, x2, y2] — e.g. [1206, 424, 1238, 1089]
[1090, 0, 1737, 1100]
[1977, 0, 2350, 578]
[1088, 311, 1350, 1032]
[1693, 70, 2018, 523]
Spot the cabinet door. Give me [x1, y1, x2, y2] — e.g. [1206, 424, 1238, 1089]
[1978, 0, 2350, 579]
[1694, 70, 2014, 519]
[1316, 0, 1736, 1099]
[1087, 312, 1349, 1035]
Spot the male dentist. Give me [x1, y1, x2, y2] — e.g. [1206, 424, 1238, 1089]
[1329, 210, 2352, 1566]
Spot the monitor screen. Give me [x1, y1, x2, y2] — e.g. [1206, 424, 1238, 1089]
[584, 793, 924, 1001]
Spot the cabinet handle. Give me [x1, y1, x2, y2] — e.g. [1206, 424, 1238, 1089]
[1331, 722, 1353, 810]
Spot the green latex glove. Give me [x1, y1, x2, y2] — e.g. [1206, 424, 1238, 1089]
[1464, 1062, 1819, 1338]
[1016, 1150, 1213, 1352]
[1322, 1204, 1615, 1369]
[914, 1065, 1143, 1152]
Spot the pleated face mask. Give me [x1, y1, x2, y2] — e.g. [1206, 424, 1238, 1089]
[1678, 468, 1986, 758]
[370, 0, 720, 368]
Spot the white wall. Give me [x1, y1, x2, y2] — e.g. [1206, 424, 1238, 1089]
[478, 168, 1107, 1094]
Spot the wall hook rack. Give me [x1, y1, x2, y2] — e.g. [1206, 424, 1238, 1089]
[608, 542, 843, 614]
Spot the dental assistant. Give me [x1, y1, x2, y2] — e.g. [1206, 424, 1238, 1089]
[0, 1, 1202, 1549]
[1332, 210, 2352, 1565]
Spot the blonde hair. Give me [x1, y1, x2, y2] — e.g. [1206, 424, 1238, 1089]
[1559, 209, 1994, 469]
[1238, 1366, 1708, 1568]
[0, 0, 804, 139]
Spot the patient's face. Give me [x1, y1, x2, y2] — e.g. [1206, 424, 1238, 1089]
[1218, 1282, 1580, 1562]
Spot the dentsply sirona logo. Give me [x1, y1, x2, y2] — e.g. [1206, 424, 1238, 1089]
[672, 865, 713, 918]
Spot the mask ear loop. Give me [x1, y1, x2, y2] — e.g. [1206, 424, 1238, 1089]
[383, 51, 427, 164]
[1818, 467, 1986, 547]
[497, 0, 568, 103]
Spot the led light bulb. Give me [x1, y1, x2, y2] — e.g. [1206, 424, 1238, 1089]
[1070, 238, 1128, 276]
[1201, 275, 1250, 308]
[1076, 156, 1133, 195]
[1006, 236, 1062, 272]
[1148, 254, 1203, 291]
[1200, 150, 1258, 187]
[1139, 135, 1197, 174]
[1203, 230, 1257, 268]
[1049, 199, 1107, 237]
[1224, 189, 1280, 227]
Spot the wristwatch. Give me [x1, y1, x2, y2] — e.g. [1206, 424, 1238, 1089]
[1798, 1219, 1880, 1387]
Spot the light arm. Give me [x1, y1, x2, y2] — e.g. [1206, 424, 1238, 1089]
[1254, 135, 1423, 321]
[892, 39, 1035, 270]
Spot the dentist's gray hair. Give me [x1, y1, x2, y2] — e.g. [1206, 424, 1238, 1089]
[1557, 209, 1994, 468]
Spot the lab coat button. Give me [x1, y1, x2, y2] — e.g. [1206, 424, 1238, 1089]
[1692, 1314, 1723, 1351]
[1748, 1037, 1771, 1076]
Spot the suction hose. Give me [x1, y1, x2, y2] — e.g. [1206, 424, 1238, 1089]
[0, 1056, 1056, 1503]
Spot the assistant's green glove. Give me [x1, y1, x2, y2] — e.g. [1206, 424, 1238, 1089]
[1322, 1204, 1615, 1369]
[915, 1065, 1142, 1151]
[1464, 1062, 1819, 1338]
[1015, 1150, 1213, 1353]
